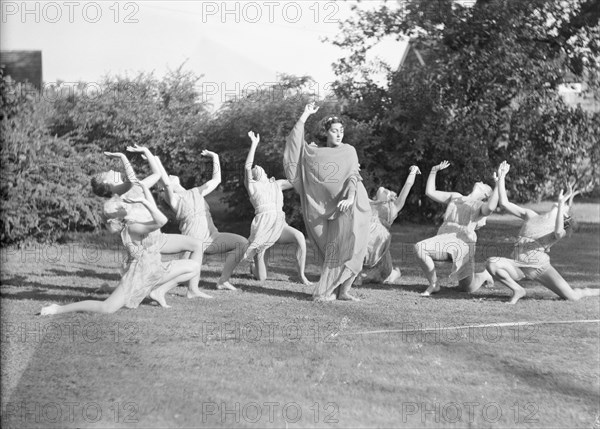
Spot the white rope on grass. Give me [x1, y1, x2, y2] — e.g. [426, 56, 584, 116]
[334, 319, 600, 337]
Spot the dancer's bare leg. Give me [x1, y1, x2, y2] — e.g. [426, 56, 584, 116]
[160, 234, 212, 299]
[149, 260, 201, 308]
[206, 232, 247, 290]
[380, 252, 401, 284]
[486, 258, 527, 304]
[41, 284, 128, 315]
[338, 274, 360, 301]
[414, 242, 442, 296]
[252, 250, 268, 281]
[536, 265, 600, 301]
[457, 269, 494, 293]
[278, 225, 312, 286]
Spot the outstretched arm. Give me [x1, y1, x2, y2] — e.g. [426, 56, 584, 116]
[154, 156, 179, 210]
[425, 161, 462, 204]
[127, 144, 161, 176]
[244, 131, 260, 189]
[122, 181, 168, 235]
[276, 179, 294, 191]
[284, 102, 318, 188]
[554, 186, 573, 239]
[496, 161, 537, 220]
[196, 150, 222, 197]
[480, 171, 500, 216]
[393, 165, 421, 216]
[104, 152, 137, 182]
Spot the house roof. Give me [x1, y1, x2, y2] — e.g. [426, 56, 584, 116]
[0, 50, 43, 89]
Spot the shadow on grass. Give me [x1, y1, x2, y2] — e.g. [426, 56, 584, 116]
[47, 268, 120, 282]
[0, 275, 98, 297]
[238, 283, 312, 300]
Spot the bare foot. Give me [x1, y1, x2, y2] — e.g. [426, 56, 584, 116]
[40, 303, 60, 316]
[216, 281, 237, 291]
[149, 290, 171, 308]
[187, 290, 214, 299]
[300, 276, 313, 287]
[338, 293, 360, 301]
[383, 268, 402, 284]
[507, 288, 526, 304]
[420, 284, 440, 296]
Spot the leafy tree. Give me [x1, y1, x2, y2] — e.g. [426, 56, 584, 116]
[330, 0, 600, 218]
[204, 74, 374, 231]
[49, 65, 210, 188]
[1, 68, 105, 244]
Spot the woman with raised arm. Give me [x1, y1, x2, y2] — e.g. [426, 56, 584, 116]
[91, 151, 162, 221]
[40, 181, 200, 315]
[92, 147, 211, 299]
[146, 147, 249, 291]
[486, 162, 600, 304]
[414, 161, 498, 296]
[284, 102, 370, 301]
[243, 131, 311, 285]
[358, 165, 421, 285]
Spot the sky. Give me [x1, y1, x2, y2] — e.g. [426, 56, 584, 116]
[1, 0, 409, 110]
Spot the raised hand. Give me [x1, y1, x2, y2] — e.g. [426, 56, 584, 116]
[432, 160, 450, 172]
[558, 184, 574, 205]
[247, 131, 260, 145]
[126, 144, 147, 153]
[304, 102, 319, 116]
[409, 165, 422, 175]
[497, 161, 510, 179]
[201, 149, 218, 158]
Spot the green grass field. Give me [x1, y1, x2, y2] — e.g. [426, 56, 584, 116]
[1, 202, 599, 428]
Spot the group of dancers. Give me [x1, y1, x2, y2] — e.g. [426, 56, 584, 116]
[39, 102, 599, 315]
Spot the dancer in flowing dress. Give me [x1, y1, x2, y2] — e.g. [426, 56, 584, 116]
[243, 131, 311, 285]
[284, 103, 370, 301]
[40, 181, 200, 315]
[486, 161, 600, 304]
[357, 165, 421, 285]
[91, 149, 211, 299]
[414, 161, 498, 296]
[145, 148, 249, 291]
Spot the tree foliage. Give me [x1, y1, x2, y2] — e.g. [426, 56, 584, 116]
[330, 0, 600, 218]
[1, 68, 105, 244]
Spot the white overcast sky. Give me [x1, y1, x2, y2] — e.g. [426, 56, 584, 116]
[1, 0, 411, 109]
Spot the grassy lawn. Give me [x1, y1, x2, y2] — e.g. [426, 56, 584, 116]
[1, 201, 598, 428]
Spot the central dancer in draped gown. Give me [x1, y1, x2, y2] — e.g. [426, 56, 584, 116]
[284, 102, 370, 301]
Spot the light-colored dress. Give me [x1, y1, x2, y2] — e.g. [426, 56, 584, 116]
[119, 224, 169, 309]
[364, 200, 397, 268]
[360, 199, 398, 282]
[417, 196, 487, 281]
[511, 211, 560, 279]
[284, 119, 370, 298]
[175, 188, 219, 244]
[243, 179, 286, 260]
[121, 184, 153, 223]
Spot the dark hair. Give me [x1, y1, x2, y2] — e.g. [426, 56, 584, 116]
[90, 175, 113, 198]
[315, 116, 344, 144]
[323, 116, 343, 131]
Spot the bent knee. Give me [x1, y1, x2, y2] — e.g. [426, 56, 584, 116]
[485, 258, 498, 275]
